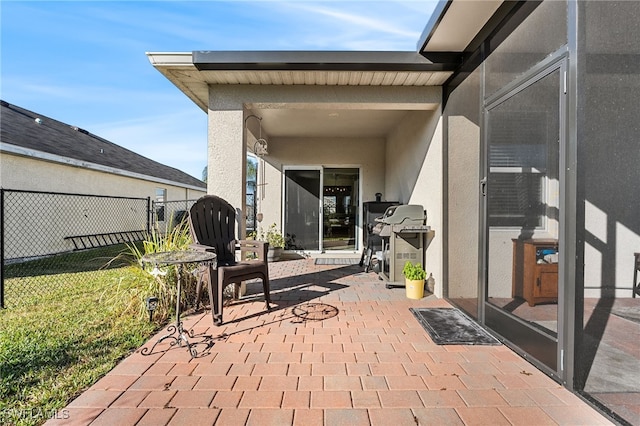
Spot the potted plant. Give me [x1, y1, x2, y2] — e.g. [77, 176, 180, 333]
[402, 261, 426, 299]
[258, 223, 285, 261]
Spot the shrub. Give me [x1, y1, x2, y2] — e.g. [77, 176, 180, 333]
[108, 220, 199, 323]
[257, 223, 285, 249]
[402, 261, 426, 281]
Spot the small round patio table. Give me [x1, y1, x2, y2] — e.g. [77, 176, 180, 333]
[140, 250, 216, 357]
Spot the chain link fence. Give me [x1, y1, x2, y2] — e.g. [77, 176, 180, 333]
[1, 190, 201, 308]
[246, 193, 256, 234]
[152, 199, 195, 232]
[0, 190, 260, 308]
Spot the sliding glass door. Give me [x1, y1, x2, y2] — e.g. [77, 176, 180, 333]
[322, 168, 359, 251]
[284, 168, 322, 251]
[284, 167, 360, 252]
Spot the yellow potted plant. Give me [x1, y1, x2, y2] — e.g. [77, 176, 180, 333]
[402, 261, 426, 299]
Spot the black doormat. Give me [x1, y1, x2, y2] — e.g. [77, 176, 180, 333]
[410, 308, 501, 345]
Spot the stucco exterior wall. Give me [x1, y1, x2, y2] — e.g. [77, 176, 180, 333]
[0, 153, 205, 201]
[257, 157, 282, 235]
[206, 84, 441, 241]
[207, 109, 247, 234]
[384, 110, 443, 296]
[446, 93, 481, 300]
[256, 136, 385, 246]
[1, 153, 206, 258]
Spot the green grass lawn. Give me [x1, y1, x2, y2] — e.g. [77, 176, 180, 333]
[0, 266, 159, 426]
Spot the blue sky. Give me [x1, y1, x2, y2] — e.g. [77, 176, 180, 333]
[1, 1, 436, 180]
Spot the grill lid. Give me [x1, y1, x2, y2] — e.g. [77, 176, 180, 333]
[375, 204, 426, 225]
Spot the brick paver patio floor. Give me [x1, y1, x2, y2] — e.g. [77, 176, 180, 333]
[47, 258, 612, 425]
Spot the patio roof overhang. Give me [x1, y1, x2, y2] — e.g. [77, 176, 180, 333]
[416, 0, 543, 95]
[146, 51, 457, 114]
[192, 50, 457, 72]
[418, 0, 505, 55]
[146, 2, 531, 124]
[147, 50, 456, 139]
[417, 0, 539, 66]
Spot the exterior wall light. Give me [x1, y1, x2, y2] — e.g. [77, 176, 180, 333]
[245, 114, 268, 157]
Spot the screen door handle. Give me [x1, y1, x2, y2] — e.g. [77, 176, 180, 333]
[480, 178, 487, 196]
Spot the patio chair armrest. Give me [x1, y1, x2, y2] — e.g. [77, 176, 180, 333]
[189, 243, 216, 253]
[237, 239, 269, 261]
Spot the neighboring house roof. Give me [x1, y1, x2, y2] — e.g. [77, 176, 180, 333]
[0, 100, 206, 190]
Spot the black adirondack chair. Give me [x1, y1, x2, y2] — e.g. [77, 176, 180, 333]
[188, 195, 271, 325]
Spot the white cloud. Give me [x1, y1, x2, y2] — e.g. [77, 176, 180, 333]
[288, 2, 422, 39]
[2, 0, 438, 180]
[250, 1, 435, 51]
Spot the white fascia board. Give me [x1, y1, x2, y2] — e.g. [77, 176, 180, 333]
[146, 52, 208, 112]
[146, 52, 193, 66]
[1, 142, 206, 192]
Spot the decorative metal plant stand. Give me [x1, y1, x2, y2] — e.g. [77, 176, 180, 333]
[140, 250, 216, 358]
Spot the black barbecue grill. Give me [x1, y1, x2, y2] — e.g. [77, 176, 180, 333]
[372, 204, 430, 288]
[360, 201, 398, 272]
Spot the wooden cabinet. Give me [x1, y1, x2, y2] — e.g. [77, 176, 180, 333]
[512, 239, 558, 307]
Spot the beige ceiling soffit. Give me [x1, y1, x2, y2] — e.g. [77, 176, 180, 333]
[201, 70, 452, 86]
[419, 0, 503, 52]
[147, 52, 451, 87]
[245, 102, 439, 111]
[164, 70, 208, 112]
[146, 52, 208, 111]
[433, 0, 503, 51]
